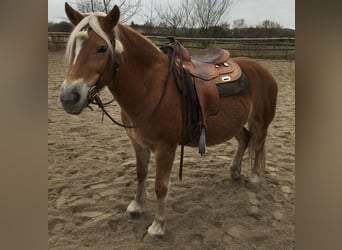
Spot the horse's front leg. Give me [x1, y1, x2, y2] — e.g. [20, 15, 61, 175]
[147, 144, 176, 238]
[126, 142, 150, 218]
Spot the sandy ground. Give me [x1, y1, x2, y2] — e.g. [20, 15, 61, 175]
[48, 51, 295, 249]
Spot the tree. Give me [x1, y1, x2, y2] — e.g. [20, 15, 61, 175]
[48, 21, 73, 32]
[155, 0, 190, 35]
[70, 0, 142, 23]
[257, 19, 283, 29]
[231, 18, 247, 38]
[155, 0, 232, 36]
[256, 19, 283, 37]
[72, 0, 101, 13]
[181, 0, 197, 30]
[220, 22, 230, 31]
[143, 0, 156, 27]
[193, 0, 233, 36]
[232, 18, 247, 29]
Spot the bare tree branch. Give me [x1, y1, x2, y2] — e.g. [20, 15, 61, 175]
[257, 19, 283, 29]
[142, 0, 156, 26]
[155, 0, 190, 35]
[152, 0, 232, 35]
[119, 0, 142, 23]
[232, 18, 247, 29]
[182, 0, 196, 29]
[193, 0, 233, 32]
[69, 0, 142, 23]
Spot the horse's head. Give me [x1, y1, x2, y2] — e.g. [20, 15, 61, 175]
[60, 3, 124, 114]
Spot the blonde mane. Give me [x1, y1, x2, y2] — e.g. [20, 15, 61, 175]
[65, 12, 123, 65]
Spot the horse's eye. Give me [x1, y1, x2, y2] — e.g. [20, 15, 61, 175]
[97, 46, 107, 54]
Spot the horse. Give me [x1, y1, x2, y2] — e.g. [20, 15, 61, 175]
[59, 3, 278, 240]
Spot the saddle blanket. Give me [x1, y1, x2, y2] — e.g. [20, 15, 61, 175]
[216, 71, 249, 97]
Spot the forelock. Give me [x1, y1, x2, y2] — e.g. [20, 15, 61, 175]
[65, 12, 122, 65]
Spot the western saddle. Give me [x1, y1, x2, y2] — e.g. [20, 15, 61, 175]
[160, 38, 246, 155]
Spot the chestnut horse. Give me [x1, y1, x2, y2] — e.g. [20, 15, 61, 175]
[60, 3, 277, 239]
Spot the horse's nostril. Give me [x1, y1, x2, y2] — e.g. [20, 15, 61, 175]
[71, 90, 81, 103]
[60, 90, 81, 105]
[59, 82, 88, 114]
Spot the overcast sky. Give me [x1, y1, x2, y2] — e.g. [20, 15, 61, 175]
[48, 0, 295, 29]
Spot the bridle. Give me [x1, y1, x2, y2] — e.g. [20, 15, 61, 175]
[86, 33, 178, 129]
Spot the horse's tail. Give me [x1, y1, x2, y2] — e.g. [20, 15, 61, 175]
[247, 115, 266, 171]
[246, 77, 277, 172]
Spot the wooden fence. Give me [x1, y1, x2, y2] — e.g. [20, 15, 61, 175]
[48, 32, 295, 59]
[48, 32, 70, 50]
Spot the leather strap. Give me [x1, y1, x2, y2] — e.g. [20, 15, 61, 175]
[88, 40, 177, 129]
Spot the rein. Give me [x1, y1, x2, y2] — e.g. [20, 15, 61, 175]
[87, 38, 177, 129]
[86, 35, 190, 180]
[87, 38, 188, 180]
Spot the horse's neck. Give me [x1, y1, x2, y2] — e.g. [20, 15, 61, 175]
[108, 24, 169, 120]
[117, 24, 163, 65]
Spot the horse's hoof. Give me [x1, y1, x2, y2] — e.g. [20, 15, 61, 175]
[245, 175, 260, 189]
[126, 200, 145, 219]
[230, 169, 241, 181]
[245, 180, 257, 189]
[143, 233, 164, 243]
[126, 211, 143, 220]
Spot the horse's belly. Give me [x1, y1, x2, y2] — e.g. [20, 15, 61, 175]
[194, 96, 250, 146]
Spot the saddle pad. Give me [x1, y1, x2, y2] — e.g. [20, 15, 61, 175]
[216, 71, 249, 97]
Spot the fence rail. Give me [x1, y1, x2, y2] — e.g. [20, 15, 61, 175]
[48, 32, 295, 59]
[48, 32, 70, 50]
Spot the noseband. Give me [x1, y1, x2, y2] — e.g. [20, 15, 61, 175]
[86, 57, 119, 123]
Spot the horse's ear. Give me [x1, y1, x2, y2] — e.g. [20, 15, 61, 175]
[103, 5, 120, 32]
[65, 2, 84, 26]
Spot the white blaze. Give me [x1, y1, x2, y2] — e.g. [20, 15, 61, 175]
[73, 31, 88, 65]
[73, 38, 85, 65]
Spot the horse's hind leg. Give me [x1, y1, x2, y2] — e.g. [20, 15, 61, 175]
[230, 127, 250, 180]
[126, 142, 150, 219]
[248, 120, 268, 185]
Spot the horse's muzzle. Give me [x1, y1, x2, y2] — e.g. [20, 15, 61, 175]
[59, 81, 90, 114]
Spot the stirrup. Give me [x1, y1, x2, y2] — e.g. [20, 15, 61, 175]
[199, 127, 206, 155]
